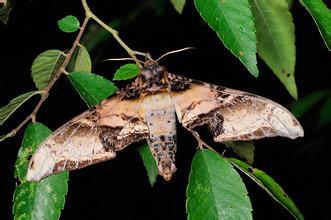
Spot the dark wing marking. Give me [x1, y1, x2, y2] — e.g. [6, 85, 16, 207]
[27, 82, 149, 181]
[168, 73, 304, 142]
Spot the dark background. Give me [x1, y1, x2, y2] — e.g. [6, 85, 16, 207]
[1, 0, 330, 219]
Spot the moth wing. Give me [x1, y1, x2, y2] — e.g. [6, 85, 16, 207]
[27, 92, 149, 181]
[168, 73, 304, 142]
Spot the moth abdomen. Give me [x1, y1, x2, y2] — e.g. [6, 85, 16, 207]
[148, 139, 177, 181]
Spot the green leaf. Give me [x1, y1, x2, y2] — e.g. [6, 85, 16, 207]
[250, 0, 297, 99]
[57, 15, 80, 33]
[13, 122, 69, 220]
[170, 0, 186, 14]
[290, 90, 330, 118]
[319, 96, 331, 127]
[300, 0, 331, 50]
[0, 91, 42, 126]
[72, 44, 92, 72]
[113, 63, 140, 81]
[187, 150, 252, 220]
[194, 0, 258, 76]
[69, 71, 118, 107]
[0, 0, 13, 25]
[228, 158, 304, 220]
[31, 49, 65, 91]
[137, 144, 158, 186]
[225, 141, 255, 164]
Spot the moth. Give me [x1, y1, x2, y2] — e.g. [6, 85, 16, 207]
[26, 59, 304, 182]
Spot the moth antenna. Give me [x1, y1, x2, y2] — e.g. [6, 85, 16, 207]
[102, 57, 145, 64]
[156, 47, 196, 62]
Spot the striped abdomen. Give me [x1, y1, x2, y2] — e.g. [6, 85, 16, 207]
[142, 92, 177, 181]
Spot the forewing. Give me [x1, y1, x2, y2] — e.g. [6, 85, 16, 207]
[27, 91, 149, 181]
[168, 73, 304, 142]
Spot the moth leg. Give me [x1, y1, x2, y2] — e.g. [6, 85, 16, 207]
[188, 129, 217, 153]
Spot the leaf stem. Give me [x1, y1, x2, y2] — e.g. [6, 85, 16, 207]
[81, 0, 142, 68]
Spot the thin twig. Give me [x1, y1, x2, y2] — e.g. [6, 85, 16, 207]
[5, 1, 144, 140]
[30, 16, 90, 120]
[81, 0, 142, 68]
[4, 16, 90, 138]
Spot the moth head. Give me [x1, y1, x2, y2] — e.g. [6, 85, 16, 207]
[158, 159, 177, 181]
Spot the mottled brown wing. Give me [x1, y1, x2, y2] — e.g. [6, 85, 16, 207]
[168, 73, 304, 142]
[27, 92, 149, 181]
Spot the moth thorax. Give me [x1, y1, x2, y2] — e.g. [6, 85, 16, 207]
[140, 62, 168, 92]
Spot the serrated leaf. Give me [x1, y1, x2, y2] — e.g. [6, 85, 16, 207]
[290, 90, 330, 118]
[72, 44, 92, 72]
[138, 144, 158, 186]
[187, 150, 252, 220]
[31, 49, 65, 91]
[228, 158, 304, 220]
[300, 0, 331, 50]
[225, 141, 255, 164]
[113, 63, 140, 81]
[0, 91, 42, 126]
[170, 0, 186, 14]
[69, 71, 118, 107]
[57, 15, 80, 33]
[194, 0, 258, 76]
[250, 0, 297, 99]
[319, 96, 331, 127]
[13, 122, 69, 220]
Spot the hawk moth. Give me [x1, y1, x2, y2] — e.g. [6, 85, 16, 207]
[26, 60, 303, 181]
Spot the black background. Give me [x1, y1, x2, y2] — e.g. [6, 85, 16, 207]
[1, 0, 331, 219]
